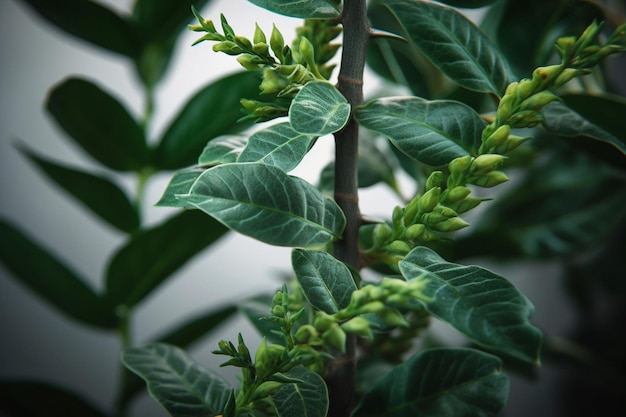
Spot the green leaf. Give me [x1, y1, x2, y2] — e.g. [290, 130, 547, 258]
[155, 72, 262, 169]
[289, 81, 350, 136]
[272, 366, 329, 417]
[356, 97, 485, 166]
[238, 122, 316, 172]
[46, 77, 149, 172]
[199, 136, 248, 167]
[156, 168, 206, 208]
[399, 247, 542, 364]
[542, 96, 626, 156]
[122, 343, 231, 417]
[239, 295, 283, 343]
[105, 210, 228, 307]
[247, 0, 340, 19]
[437, 0, 500, 8]
[18, 145, 139, 233]
[177, 163, 346, 247]
[379, 0, 516, 94]
[353, 348, 508, 417]
[19, 0, 139, 57]
[291, 249, 357, 314]
[0, 219, 118, 329]
[0, 380, 108, 417]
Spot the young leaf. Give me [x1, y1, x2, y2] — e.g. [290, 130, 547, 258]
[19, 0, 139, 57]
[247, 0, 341, 19]
[199, 136, 248, 167]
[379, 0, 516, 95]
[18, 145, 140, 233]
[156, 168, 206, 208]
[356, 97, 485, 166]
[0, 220, 118, 329]
[177, 163, 346, 247]
[122, 343, 232, 417]
[105, 211, 229, 307]
[399, 247, 542, 364]
[154, 71, 262, 169]
[271, 366, 329, 417]
[46, 77, 149, 172]
[0, 380, 108, 417]
[289, 81, 350, 136]
[292, 249, 357, 314]
[353, 348, 508, 417]
[238, 122, 316, 172]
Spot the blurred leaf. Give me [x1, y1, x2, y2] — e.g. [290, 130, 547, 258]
[177, 163, 346, 247]
[272, 366, 329, 417]
[46, 77, 149, 172]
[379, 0, 516, 95]
[239, 295, 283, 343]
[353, 348, 509, 417]
[289, 82, 350, 136]
[356, 97, 485, 166]
[105, 210, 228, 307]
[0, 380, 108, 417]
[292, 249, 357, 314]
[154, 72, 264, 170]
[247, 0, 340, 19]
[199, 136, 248, 167]
[156, 304, 238, 348]
[18, 144, 139, 233]
[18, 0, 140, 57]
[238, 122, 316, 172]
[156, 168, 205, 208]
[400, 247, 543, 364]
[0, 219, 118, 328]
[122, 343, 231, 417]
[437, 0, 499, 7]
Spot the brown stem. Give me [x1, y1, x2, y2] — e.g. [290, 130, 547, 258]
[328, 1, 369, 416]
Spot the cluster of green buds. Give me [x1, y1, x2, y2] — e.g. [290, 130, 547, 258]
[190, 7, 342, 121]
[295, 277, 430, 353]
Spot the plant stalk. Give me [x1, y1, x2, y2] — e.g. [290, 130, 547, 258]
[330, 0, 369, 416]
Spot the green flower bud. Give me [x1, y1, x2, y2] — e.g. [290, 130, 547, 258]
[469, 154, 507, 175]
[373, 223, 393, 248]
[386, 240, 411, 256]
[504, 81, 518, 97]
[392, 205, 404, 226]
[448, 196, 483, 214]
[552, 68, 587, 89]
[425, 171, 443, 190]
[386, 293, 410, 305]
[443, 186, 471, 204]
[405, 224, 426, 240]
[530, 65, 562, 88]
[507, 110, 544, 128]
[254, 338, 270, 374]
[433, 205, 458, 218]
[403, 198, 419, 225]
[555, 36, 576, 60]
[271, 304, 286, 317]
[254, 23, 266, 44]
[422, 212, 448, 226]
[448, 155, 473, 174]
[234, 35, 252, 50]
[519, 91, 560, 111]
[483, 125, 510, 149]
[253, 381, 282, 399]
[377, 308, 409, 327]
[252, 43, 270, 57]
[429, 216, 469, 232]
[496, 94, 516, 123]
[418, 187, 441, 213]
[357, 301, 386, 315]
[322, 324, 346, 353]
[516, 78, 537, 101]
[213, 41, 243, 55]
[471, 170, 509, 188]
[341, 317, 372, 338]
[314, 312, 336, 332]
[237, 54, 264, 70]
[270, 24, 285, 61]
[260, 69, 290, 95]
[493, 134, 530, 154]
[299, 37, 316, 68]
[191, 6, 217, 32]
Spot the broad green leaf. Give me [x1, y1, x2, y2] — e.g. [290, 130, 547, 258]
[238, 122, 316, 172]
[0, 219, 118, 329]
[19, 145, 139, 233]
[155, 72, 262, 169]
[0, 380, 108, 417]
[353, 348, 508, 417]
[106, 211, 228, 307]
[379, 0, 516, 94]
[156, 168, 206, 208]
[199, 136, 248, 167]
[272, 366, 329, 417]
[437, 0, 499, 7]
[19, 0, 139, 57]
[122, 343, 231, 417]
[46, 77, 149, 172]
[399, 247, 542, 364]
[291, 249, 357, 314]
[177, 163, 346, 247]
[289, 81, 350, 136]
[542, 96, 626, 156]
[247, 0, 340, 19]
[356, 97, 485, 166]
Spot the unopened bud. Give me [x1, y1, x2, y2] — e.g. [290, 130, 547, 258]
[507, 110, 544, 128]
[405, 224, 426, 240]
[517, 78, 537, 101]
[237, 53, 264, 70]
[403, 199, 419, 224]
[504, 81, 518, 97]
[552, 68, 587, 89]
[373, 223, 392, 248]
[252, 43, 270, 57]
[472, 170, 509, 188]
[254, 23, 266, 44]
[449, 196, 483, 214]
[341, 317, 372, 338]
[496, 94, 516, 123]
[469, 154, 507, 175]
[322, 324, 346, 353]
[386, 240, 411, 256]
[433, 205, 458, 218]
[377, 308, 409, 327]
[213, 41, 243, 55]
[422, 212, 448, 226]
[260, 69, 289, 95]
[448, 155, 473, 174]
[299, 37, 316, 67]
[429, 216, 469, 232]
[418, 187, 441, 213]
[234, 35, 252, 50]
[520, 91, 560, 111]
[531, 65, 562, 88]
[425, 171, 443, 190]
[483, 124, 511, 149]
[443, 186, 471, 203]
[357, 301, 387, 315]
[555, 36, 576, 60]
[270, 24, 285, 61]
[392, 205, 404, 226]
[493, 135, 530, 154]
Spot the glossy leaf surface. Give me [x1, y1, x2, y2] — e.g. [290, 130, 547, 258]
[292, 249, 357, 314]
[46, 77, 149, 171]
[379, 0, 515, 94]
[155, 72, 261, 169]
[247, 0, 340, 19]
[356, 97, 485, 166]
[106, 211, 228, 307]
[199, 136, 248, 167]
[178, 163, 345, 247]
[272, 366, 329, 417]
[156, 168, 206, 208]
[289, 81, 350, 136]
[19, 145, 139, 233]
[399, 247, 542, 364]
[0, 220, 118, 328]
[354, 348, 508, 417]
[122, 343, 231, 417]
[238, 122, 315, 172]
[0, 380, 108, 417]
